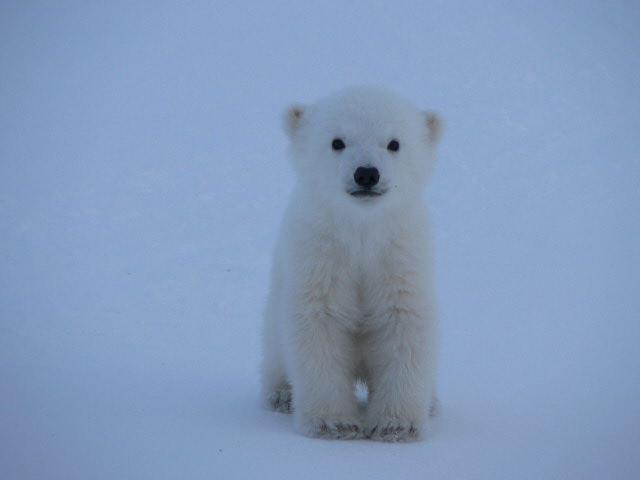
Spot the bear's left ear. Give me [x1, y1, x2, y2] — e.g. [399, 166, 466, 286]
[424, 111, 443, 144]
[283, 104, 306, 140]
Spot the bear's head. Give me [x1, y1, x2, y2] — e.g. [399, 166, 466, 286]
[284, 86, 441, 212]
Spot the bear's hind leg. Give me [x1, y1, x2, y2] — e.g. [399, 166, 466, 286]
[261, 337, 292, 413]
[261, 276, 292, 413]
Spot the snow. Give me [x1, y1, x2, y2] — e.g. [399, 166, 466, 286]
[1, 1, 639, 478]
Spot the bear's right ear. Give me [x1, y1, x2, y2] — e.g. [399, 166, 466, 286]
[283, 104, 306, 140]
[425, 111, 443, 145]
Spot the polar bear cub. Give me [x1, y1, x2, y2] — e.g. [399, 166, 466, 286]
[261, 86, 442, 441]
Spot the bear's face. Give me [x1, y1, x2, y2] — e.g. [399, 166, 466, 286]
[284, 87, 440, 212]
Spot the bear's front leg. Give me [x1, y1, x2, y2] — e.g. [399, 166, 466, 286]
[363, 281, 437, 442]
[286, 313, 362, 439]
[284, 280, 362, 439]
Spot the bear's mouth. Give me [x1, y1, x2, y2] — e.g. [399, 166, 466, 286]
[349, 189, 385, 198]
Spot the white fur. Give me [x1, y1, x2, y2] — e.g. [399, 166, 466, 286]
[261, 86, 441, 442]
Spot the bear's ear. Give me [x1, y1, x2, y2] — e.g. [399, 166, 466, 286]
[424, 111, 443, 144]
[283, 104, 306, 140]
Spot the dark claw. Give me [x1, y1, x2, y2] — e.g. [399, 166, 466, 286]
[369, 423, 418, 441]
[269, 387, 293, 413]
[381, 425, 404, 436]
[336, 423, 359, 433]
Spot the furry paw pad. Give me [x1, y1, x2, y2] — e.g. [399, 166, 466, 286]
[305, 417, 363, 440]
[266, 385, 292, 413]
[366, 421, 419, 442]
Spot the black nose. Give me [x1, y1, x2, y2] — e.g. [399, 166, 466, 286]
[353, 166, 380, 188]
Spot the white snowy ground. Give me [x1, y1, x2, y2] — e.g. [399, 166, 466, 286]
[1, 1, 639, 479]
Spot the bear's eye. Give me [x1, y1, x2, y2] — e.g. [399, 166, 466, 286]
[387, 139, 400, 152]
[331, 138, 346, 151]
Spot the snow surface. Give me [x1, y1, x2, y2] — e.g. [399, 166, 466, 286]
[1, 1, 639, 479]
